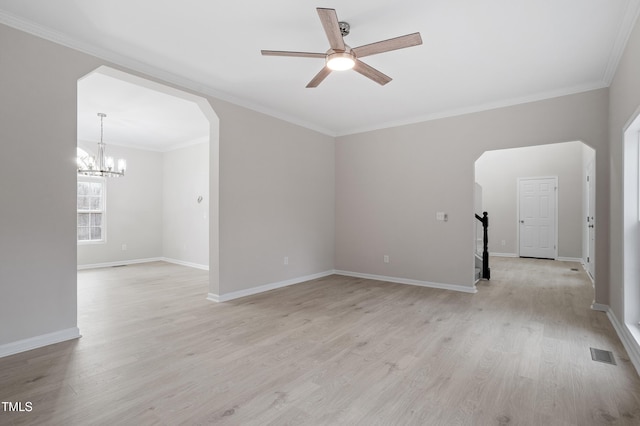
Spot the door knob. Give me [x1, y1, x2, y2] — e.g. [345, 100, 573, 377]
[520, 220, 524, 224]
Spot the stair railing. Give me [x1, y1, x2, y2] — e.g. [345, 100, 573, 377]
[475, 211, 490, 280]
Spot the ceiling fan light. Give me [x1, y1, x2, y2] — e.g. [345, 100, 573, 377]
[326, 52, 355, 71]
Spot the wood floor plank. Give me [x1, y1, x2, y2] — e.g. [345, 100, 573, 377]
[1, 258, 640, 424]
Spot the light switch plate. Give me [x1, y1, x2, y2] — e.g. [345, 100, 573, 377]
[436, 212, 448, 221]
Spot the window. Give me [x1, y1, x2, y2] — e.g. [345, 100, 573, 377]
[77, 179, 105, 243]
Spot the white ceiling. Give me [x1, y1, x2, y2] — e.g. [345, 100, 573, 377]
[78, 72, 209, 151]
[1, 0, 639, 137]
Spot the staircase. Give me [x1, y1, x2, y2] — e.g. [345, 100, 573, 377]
[475, 211, 490, 281]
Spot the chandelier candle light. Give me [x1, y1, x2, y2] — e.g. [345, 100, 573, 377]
[77, 113, 126, 177]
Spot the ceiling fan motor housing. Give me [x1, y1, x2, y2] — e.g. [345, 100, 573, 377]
[339, 21, 350, 37]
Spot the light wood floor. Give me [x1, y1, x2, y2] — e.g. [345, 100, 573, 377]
[2, 258, 640, 425]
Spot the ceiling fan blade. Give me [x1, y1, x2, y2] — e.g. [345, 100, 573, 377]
[261, 50, 326, 59]
[317, 8, 345, 51]
[353, 32, 423, 58]
[353, 60, 392, 86]
[306, 67, 332, 88]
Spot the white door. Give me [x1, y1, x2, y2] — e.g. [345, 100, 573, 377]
[518, 177, 557, 259]
[586, 162, 595, 279]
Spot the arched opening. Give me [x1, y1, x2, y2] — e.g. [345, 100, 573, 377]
[76, 66, 220, 297]
[474, 141, 596, 298]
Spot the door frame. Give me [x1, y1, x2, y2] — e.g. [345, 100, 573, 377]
[516, 176, 559, 259]
[585, 160, 595, 280]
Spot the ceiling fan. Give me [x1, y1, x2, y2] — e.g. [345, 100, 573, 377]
[261, 8, 423, 88]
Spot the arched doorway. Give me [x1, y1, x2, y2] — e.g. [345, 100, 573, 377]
[76, 65, 220, 297]
[474, 141, 596, 292]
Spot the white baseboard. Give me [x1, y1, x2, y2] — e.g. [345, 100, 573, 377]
[161, 257, 209, 271]
[208, 270, 335, 303]
[489, 252, 518, 258]
[334, 270, 477, 294]
[593, 304, 640, 377]
[0, 327, 81, 359]
[78, 257, 209, 271]
[591, 302, 609, 312]
[557, 257, 583, 263]
[77, 257, 163, 270]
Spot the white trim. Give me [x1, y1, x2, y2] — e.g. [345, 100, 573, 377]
[334, 270, 478, 294]
[557, 257, 584, 263]
[161, 257, 209, 271]
[206, 293, 221, 303]
[1, 9, 635, 138]
[80, 136, 210, 154]
[161, 136, 210, 153]
[590, 302, 609, 312]
[77, 257, 209, 271]
[77, 257, 163, 270]
[76, 177, 107, 245]
[489, 252, 518, 258]
[602, 0, 640, 84]
[207, 270, 335, 302]
[579, 261, 595, 287]
[337, 82, 607, 137]
[593, 304, 640, 377]
[0, 11, 335, 137]
[0, 327, 81, 359]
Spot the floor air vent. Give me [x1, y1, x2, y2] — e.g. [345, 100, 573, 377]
[590, 347, 616, 365]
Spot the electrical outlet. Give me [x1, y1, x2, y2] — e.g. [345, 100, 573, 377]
[284, 256, 289, 265]
[501, 240, 506, 246]
[383, 255, 389, 263]
[121, 244, 127, 251]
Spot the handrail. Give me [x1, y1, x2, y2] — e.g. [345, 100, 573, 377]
[475, 211, 490, 280]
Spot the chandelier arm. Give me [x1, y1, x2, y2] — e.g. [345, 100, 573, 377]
[77, 112, 126, 177]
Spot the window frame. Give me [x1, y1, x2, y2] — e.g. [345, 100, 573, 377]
[77, 175, 107, 245]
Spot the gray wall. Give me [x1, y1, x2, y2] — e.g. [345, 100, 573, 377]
[77, 142, 164, 265]
[1, 27, 87, 345]
[475, 141, 586, 259]
[77, 141, 210, 269]
[163, 142, 209, 267]
[0, 16, 620, 351]
[335, 89, 609, 291]
[215, 101, 335, 292]
[609, 14, 640, 323]
[0, 23, 335, 348]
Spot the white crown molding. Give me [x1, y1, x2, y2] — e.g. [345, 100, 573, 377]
[0, 327, 81, 358]
[336, 81, 608, 137]
[207, 270, 335, 303]
[334, 270, 477, 294]
[0, 11, 336, 138]
[78, 136, 209, 153]
[161, 136, 210, 153]
[3, 8, 633, 139]
[602, 0, 640, 84]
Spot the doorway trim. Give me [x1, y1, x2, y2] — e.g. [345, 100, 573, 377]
[585, 159, 596, 281]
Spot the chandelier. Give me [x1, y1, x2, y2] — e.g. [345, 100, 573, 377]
[77, 113, 126, 177]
